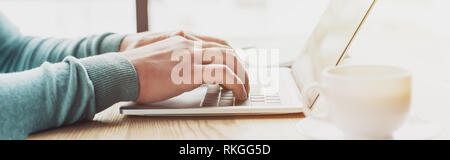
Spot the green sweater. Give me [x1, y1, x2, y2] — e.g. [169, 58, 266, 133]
[0, 13, 139, 139]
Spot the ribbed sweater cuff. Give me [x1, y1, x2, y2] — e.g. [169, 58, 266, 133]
[79, 53, 139, 112]
[99, 33, 127, 54]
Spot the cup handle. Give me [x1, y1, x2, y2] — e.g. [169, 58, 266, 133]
[302, 82, 329, 119]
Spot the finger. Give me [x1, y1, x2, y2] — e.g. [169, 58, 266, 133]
[144, 30, 187, 44]
[127, 30, 192, 49]
[185, 32, 230, 46]
[193, 48, 250, 95]
[193, 64, 247, 100]
[131, 31, 178, 47]
[185, 38, 230, 49]
[183, 33, 202, 41]
[170, 30, 203, 42]
[172, 31, 230, 49]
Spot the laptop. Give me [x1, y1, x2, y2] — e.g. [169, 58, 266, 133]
[119, 0, 376, 116]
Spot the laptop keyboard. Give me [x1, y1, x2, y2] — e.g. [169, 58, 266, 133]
[201, 85, 281, 107]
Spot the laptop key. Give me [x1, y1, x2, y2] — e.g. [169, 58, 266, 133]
[251, 95, 265, 99]
[221, 90, 233, 96]
[219, 99, 234, 106]
[220, 97, 234, 100]
[266, 97, 280, 100]
[203, 102, 218, 107]
[251, 99, 265, 102]
[207, 85, 220, 93]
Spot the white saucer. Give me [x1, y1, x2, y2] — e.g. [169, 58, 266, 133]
[296, 116, 441, 140]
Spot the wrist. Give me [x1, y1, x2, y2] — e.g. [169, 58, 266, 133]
[79, 53, 140, 112]
[119, 35, 131, 52]
[119, 34, 140, 52]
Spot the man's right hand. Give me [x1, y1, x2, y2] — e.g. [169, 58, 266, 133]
[122, 35, 249, 103]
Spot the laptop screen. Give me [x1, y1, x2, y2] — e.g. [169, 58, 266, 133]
[291, 0, 376, 107]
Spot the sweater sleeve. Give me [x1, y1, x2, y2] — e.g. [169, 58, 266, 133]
[0, 53, 139, 140]
[0, 13, 139, 139]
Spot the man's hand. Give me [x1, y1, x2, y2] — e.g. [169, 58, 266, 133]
[119, 30, 230, 52]
[122, 34, 249, 103]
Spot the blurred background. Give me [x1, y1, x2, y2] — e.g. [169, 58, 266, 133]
[0, 0, 328, 38]
[0, 0, 329, 62]
[1, 0, 447, 64]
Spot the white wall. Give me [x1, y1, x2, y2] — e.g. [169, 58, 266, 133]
[150, 0, 330, 38]
[0, 0, 330, 39]
[0, 0, 135, 38]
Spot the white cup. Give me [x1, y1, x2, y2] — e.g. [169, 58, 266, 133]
[303, 65, 412, 139]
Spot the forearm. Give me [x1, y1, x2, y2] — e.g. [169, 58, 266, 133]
[0, 33, 126, 73]
[0, 13, 127, 73]
[0, 53, 138, 139]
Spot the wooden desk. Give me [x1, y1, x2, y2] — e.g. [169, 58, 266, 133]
[28, 0, 450, 139]
[28, 103, 306, 140]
